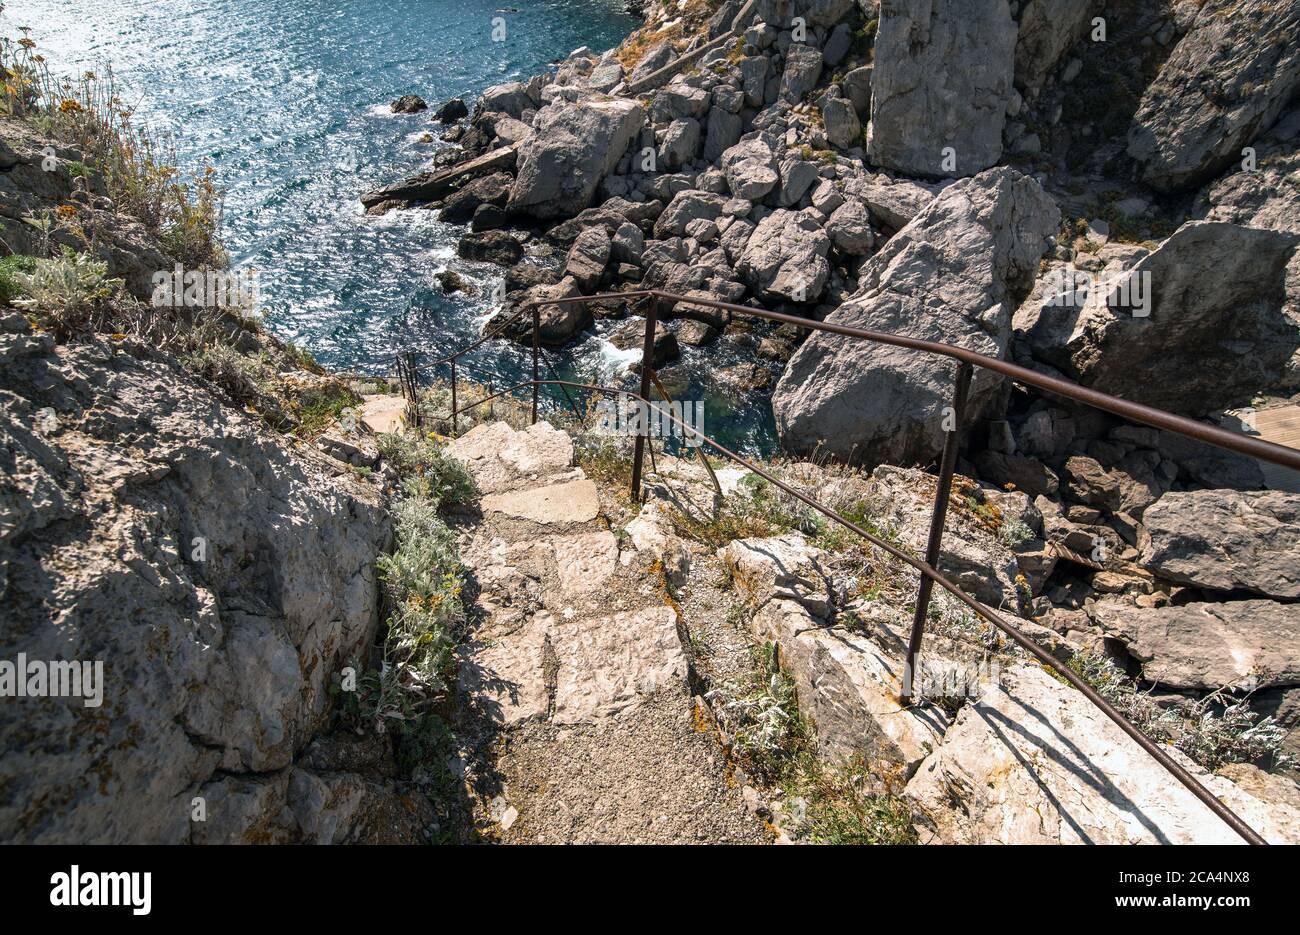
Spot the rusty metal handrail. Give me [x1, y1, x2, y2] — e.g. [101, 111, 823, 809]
[401, 286, 1300, 845]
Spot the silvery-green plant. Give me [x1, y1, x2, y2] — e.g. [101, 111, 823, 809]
[12, 247, 122, 334]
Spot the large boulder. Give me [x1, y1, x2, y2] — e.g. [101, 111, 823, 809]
[628, 41, 677, 85]
[779, 44, 824, 103]
[867, 0, 1017, 177]
[737, 209, 832, 303]
[703, 106, 745, 162]
[906, 663, 1300, 843]
[457, 229, 523, 265]
[841, 173, 948, 231]
[1127, 0, 1300, 192]
[508, 99, 645, 218]
[824, 199, 874, 255]
[773, 167, 1059, 464]
[479, 81, 534, 119]
[1014, 221, 1299, 416]
[720, 138, 779, 201]
[1140, 490, 1300, 599]
[657, 117, 702, 169]
[0, 331, 392, 843]
[438, 171, 512, 223]
[821, 96, 861, 150]
[652, 190, 728, 239]
[1092, 600, 1300, 693]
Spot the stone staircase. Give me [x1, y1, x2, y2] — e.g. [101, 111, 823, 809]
[444, 421, 762, 843]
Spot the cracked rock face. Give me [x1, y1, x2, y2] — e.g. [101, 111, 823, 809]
[1015, 221, 1300, 417]
[867, 0, 1017, 177]
[906, 663, 1300, 843]
[0, 331, 390, 843]
[507, 98, 645, 218]
[1139, 489, 1300, 600]
[1127, 0, 1300, 192]
[1091, 600, 1300, 693]
[737, 208, 832, 303]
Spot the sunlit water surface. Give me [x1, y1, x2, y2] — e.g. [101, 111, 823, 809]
[7, 0, 779, 454]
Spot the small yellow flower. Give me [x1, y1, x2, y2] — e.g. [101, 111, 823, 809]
[55, 204, 78, 219]
[17, 37, 36, 50]
[58, 97, 83, 114]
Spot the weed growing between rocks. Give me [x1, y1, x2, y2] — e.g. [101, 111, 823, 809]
[1066, 652, 1296, 774]
[377, 432, 478, 508]
[416, 378, 540, 437]
[708, 641, 917, 844]
[708, 642, 806, 779]
[784, 756, 918, 845]
[340, 434, 478, 780]
[7, 246, 122, 336]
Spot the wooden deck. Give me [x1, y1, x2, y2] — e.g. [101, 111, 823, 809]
[1256, 404, 1300, 493]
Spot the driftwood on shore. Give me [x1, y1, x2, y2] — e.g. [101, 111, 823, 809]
[359, 144, 518, 207]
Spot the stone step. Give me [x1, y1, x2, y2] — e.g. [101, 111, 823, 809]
[359, 394, 407, 434]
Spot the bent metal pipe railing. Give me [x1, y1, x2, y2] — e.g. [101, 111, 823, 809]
[403, 288, 1300, 845]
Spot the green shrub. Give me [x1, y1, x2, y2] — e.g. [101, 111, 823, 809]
[1068, 652, 1296, 773]
[9, 247, 122, 335]
[792, 757, 918, 845]
[184, 343, 269, 405]
[376, 487, 465, 703]
[0, 25, 224, 267]
[291, 381, 359, 440]
[368, 438, 473, 728]
[707, 643, 807, 782]
[377, 432, 477, 509]
[0, 253, 37, 304]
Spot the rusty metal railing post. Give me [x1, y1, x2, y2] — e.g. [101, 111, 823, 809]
[450, 358, 458, 438]
[901, 361, 973, 706]
[629, 294, 660, 501]
[531, 305, 541, 425]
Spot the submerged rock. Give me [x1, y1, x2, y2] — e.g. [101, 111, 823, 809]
[390, 94, 428, 114]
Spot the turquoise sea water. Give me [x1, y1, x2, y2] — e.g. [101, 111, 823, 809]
[5, 0, 780, 454]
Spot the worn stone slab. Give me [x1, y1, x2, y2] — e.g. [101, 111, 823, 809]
[481, 478, 600, 524]
[359, 394, 406, 434]
[449, 421, 576, 494]
[905, 663, 1300, 844]
[457, 614, 552, 726]
[551, 607, 688, 724]
[551, 531, 620, 594]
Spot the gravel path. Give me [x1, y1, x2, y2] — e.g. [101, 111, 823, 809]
[445, 422, 766, 844]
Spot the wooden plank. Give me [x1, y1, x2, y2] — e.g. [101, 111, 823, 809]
[360, 145, 518, 208]
[1255, 404, 1300, 493]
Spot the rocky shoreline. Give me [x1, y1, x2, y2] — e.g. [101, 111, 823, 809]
[365, 0, 1300, 765]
